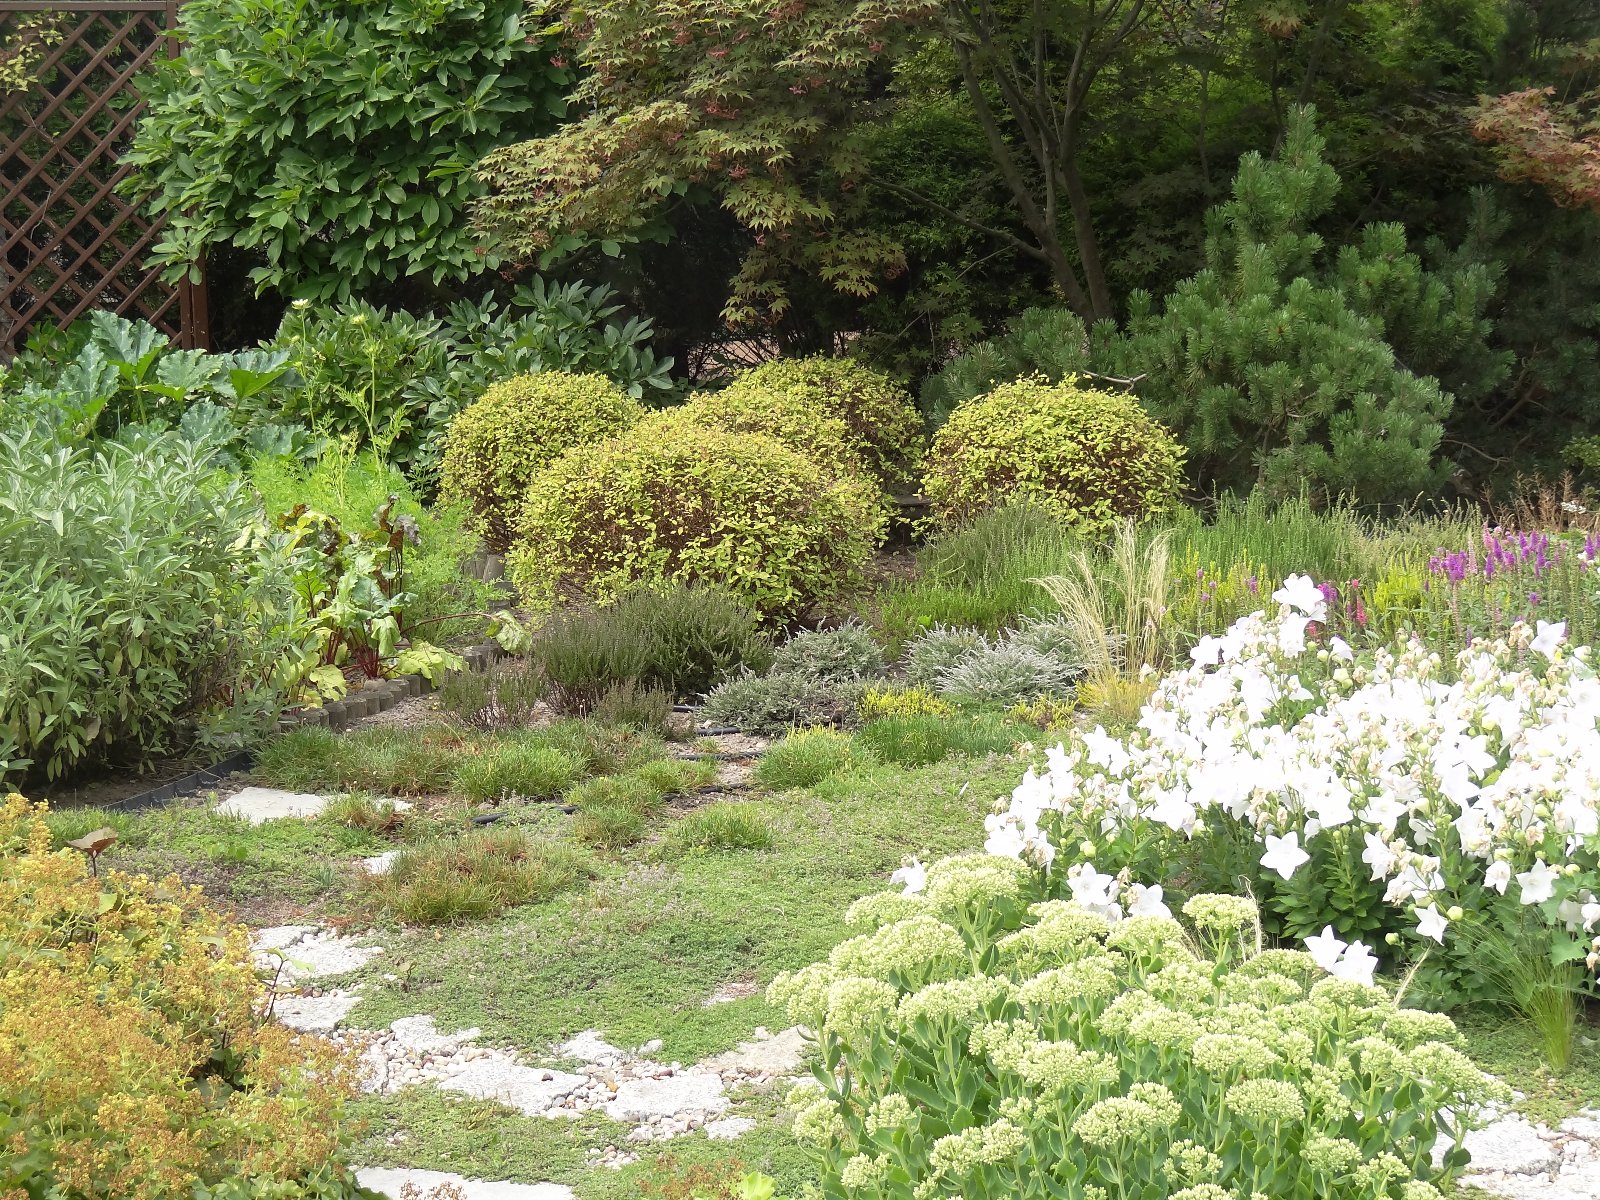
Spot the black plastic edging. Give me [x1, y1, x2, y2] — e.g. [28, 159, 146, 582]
[107, 750, 256, 813]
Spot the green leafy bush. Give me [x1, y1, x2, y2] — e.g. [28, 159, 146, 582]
[756, 727, 858, 790]
[510, 423, 886, 619]
[718, 357, 925, 485]
[920, 307, 1098, 427]
[440, 372, 644, 550]
[925, 378, 1185, 532]
[770, 623, 888, 683]
[700, 673, 867, 738]
[530, 585, 772, 710]
[772, 874, 1504, 1200]
[126, 0, 569, 301]
[0, 429, 292, 780]
[673, 388, 869, 482]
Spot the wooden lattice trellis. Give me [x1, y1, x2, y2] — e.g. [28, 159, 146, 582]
[0, 0, 206, 357]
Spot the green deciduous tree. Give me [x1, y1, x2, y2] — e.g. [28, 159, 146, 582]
[125, 0, 570, 303]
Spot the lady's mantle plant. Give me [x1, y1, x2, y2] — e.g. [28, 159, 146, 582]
[770, 857, 1502, 1200]
[982, 574, 1600, 1062]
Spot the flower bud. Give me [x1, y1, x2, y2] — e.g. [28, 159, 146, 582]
[1447, 906, 1464, 921]
[1079, 841, 1096, 859]
[1385, 932, 1400, 945]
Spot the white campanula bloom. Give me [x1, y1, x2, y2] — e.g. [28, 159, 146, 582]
[1191, 635, 1225, 666]
[1328, 941, 1379, 987]
[1531, 620, 1567, 659]
[891, 858, 927, 896]
[1126, 883, 1172, 920]
[1361, 833, 1398, 881]
[1261, 832, 1310, 880]
[1517, 858, 1559, 905]
[1414, 906, 1449, 944]
[1273, 574, 1328, 620]
[1304, 926, 1346, 973]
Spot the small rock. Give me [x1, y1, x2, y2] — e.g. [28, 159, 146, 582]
[704, 1117, 757, 1141]
[355, 1167, 574, 1200]
[605, 1072, 727, 1124]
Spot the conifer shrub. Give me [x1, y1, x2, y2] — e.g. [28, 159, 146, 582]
[925, 378, 1185, 532]
[719, 357, 926, 486]
[440, 372, 644, 550]
[0, 793, 367, 1199]
[510, 424, 885, 619]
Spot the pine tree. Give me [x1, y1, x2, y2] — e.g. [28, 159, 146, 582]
[1115, 107, 1476, 504]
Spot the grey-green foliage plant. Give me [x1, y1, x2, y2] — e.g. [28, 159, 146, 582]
[771, 868, 1506, 1200]
[930, 640, 1083, 706]
[125, 0, 570, 302]
[0, 310, 295, 446]
[770, 622, 889, 683]
[700, 672, 867, 737]
[0, 428, 286, 780]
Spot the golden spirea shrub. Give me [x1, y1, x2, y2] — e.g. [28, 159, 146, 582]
[509, 422, 886, 620]
[0, 794, 365, 1200]
[719, 358, 925, 486]
[674, 389, 868, 482]
[925, 378, 1186, 531]
[439, 372, 644, 551]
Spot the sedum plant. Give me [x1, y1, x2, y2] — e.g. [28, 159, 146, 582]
[771, 859, 1504, 1200]
[0, 793, 368, 1198]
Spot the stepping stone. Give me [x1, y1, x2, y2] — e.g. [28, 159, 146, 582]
[255, 928, 383, 980]
[273, 991, 362, 1032]
[391, 1014, 480, 1053]
[363, 851, 398, 876]
[699, 1026, 807, 1079]
[704, 1117, 757, 1140]
[1461, 1162, 1600, 1200]
[355, 1167, 574, 1200]
[1460, 1116, 1562, 1176]
[437, 1060, 589, 1116]
[604, 1072, 727, 1123]
[254, 924, 317, 951]
[215, 786, 327, 824]
[556, 1030, 625, 1065]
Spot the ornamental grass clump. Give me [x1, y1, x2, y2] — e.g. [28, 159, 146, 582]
[981, 575, 1600, 1066]
[771, 859, 1504, 1200]
[0, 793, 368, 1199]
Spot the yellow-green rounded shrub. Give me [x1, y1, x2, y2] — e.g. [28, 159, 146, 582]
[720, 357, 925, 485]
[925, 378, 1185, 530]
[676, 387, 866, 481]
[440, 372, 644, 550]
[509, 424, 886, 619]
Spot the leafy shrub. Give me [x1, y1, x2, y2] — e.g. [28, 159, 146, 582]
[529, 586, 773, 710]
[854, 713, 1022, 767]
[719, 358, 925, 485]
[756, 728, 857, 790]
[924, 378, 1185, 532]
[659, 803, 776, 856]
[770, 622, 888, 683]
[437, 659, 548, 731]
[126, 0, 568, 301]
[920, 306, 1097, 426]
[441, 372, 643, 550]
[1, 793, 367, 1197]
[453, 742, 585, 804]
[700, 673, 867, 737]
[0, 429, 287, 781]
[859, 685, 955, 721]
[510, 423, 885, 619]
[901, 626, 988, 688]
[593, 680, 675, 735]
[250, 446, 495, 635]
[373, 826, 594, 924]
[673, 388, 868, 481]
[771, 868, 1504, 1200]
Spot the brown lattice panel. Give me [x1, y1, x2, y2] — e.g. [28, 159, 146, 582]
[1, 0, 205, 356]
